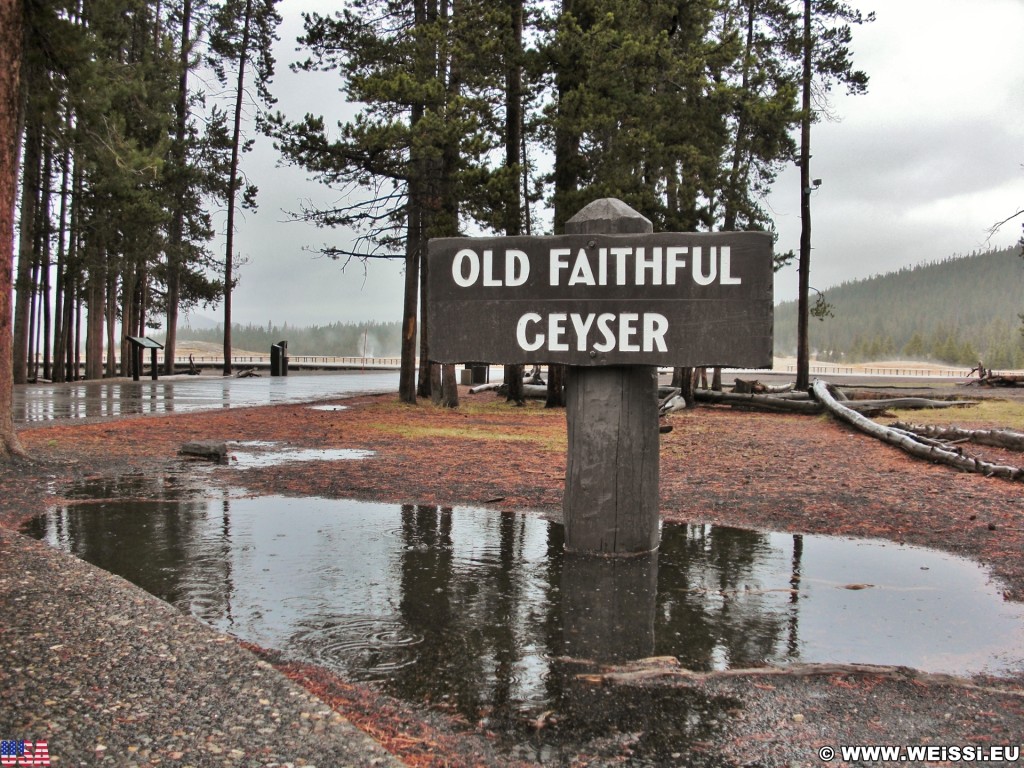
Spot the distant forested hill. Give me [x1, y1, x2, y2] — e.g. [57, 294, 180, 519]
[172, 321, 403, 357]
[774, 246, 1024, 368]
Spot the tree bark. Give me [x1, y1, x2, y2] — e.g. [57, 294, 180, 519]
[223, 0, 255, 376]
[0, 0, 27, 456]
[12, 108, 40, 384]
[795, 0, 812, 391]
[165, 0, 192, 374]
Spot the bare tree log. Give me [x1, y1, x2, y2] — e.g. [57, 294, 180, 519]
[732, 378, 795, 395]
[811, 380, 1024, 481]
[851, 397, 977, 411]
[696, 388, 825, 414]
[892, 422, 1024, 452]
[968, 373, 1024, 388]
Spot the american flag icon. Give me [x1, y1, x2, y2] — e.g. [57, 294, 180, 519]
[0, 740, 50, 766]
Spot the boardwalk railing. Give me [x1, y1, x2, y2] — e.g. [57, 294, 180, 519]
[778, 364, 974, 378]
[176, 355, 402, 368]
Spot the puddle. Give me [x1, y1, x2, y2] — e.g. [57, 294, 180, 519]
[25, 493, 1024, 761]
[306, 404, 349, 412]
[227, 441, 375, 468]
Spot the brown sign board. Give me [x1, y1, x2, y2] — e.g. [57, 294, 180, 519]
[426, 231, 773, 368]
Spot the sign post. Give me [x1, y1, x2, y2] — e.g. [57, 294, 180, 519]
[561, 199, 659, 554]
[427, 198, 773, 555]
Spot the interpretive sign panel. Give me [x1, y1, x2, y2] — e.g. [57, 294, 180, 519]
[427, 231, 773, 367]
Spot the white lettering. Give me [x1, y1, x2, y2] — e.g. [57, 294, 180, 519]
[452, 249, 480, 287]
[720, 246, 741, 284]
[635, 247, 662, 285]
[570, 313, 595, 351]
[594, 313, 617, 352]
[618, 313, 640, 352]
[482, 250, 501, 286]
[548, 313, 569, 351]
[516, 313, 544, 351]
[567, 248, 596, 286]
[506, 249, 529, 286]
[643, 313, 669, 352]
[692, 247, 716, 286]
[665, 247, 687, 285]
[516, 311, 672, 354]
[550, 249, 571, 286]
[611, 247, 630, 285]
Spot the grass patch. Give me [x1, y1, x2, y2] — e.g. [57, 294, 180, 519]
[884, 398, 1024, 431]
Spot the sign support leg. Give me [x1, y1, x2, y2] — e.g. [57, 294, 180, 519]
[563, 364, 660, 554]
[562, 198, 660, 555]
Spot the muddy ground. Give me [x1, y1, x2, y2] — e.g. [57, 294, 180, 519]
[3, 380, 1024, 766]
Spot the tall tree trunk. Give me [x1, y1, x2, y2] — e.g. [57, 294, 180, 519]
[105, 270, 117, 378]
[417, 225, 431, 399]
[723, 0, 756, 232]
[51, 145, 71, 383]
[165, 0, 192, 374]
[84, 258, 104, 380]
[796, 0, 812, 391]
[223, 0, 255, 376]
[12, 112, 41, 384]
[0, 0, 27, 456]
[502, 0, 525, 404]
[399, 0, 428, 404]
[40, 147, 52, 381]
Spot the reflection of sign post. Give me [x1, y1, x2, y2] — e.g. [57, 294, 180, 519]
[427, 198, 773, 554]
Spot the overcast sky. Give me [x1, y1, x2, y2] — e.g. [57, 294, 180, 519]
[210, 0, 1024, 327]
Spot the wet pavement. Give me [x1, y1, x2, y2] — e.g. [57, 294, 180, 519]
[13, 371, 400, 424]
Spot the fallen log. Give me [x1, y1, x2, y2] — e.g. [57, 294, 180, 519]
[732, 378, 796, 395]
[974, 373, 1024, 387]
[892, 422, 1024, 452]
[848, 396, 977, 411]
[811, 380, 1024, 481]
[468, 382, 502, 394]
[694, 389, 926, 416]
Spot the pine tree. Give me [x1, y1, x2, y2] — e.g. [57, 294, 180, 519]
[207, 0, 281, 375]
[0, 0, 27, 456]
[790, 0, 872, 389]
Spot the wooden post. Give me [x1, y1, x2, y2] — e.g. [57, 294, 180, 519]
[563, 199, 660, 555]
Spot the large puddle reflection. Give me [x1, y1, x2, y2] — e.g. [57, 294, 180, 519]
[26, 490, 1024, 760]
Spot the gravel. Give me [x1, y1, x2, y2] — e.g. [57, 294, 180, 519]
[0, 527, 406, 767]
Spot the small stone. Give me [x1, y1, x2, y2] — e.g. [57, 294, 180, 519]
[792, 713, 805, 723]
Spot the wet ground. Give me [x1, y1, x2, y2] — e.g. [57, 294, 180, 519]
[6, 373, 1024, 766]
[22, 472, 1024, 762]
[13, 370, 399, 423]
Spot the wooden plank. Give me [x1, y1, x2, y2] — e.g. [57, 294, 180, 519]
[426, 229, 773, 367]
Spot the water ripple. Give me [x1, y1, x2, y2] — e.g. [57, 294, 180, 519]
[289, 617, 423, 681]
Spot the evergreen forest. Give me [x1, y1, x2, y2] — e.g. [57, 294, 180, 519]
[6, 0, 876, 399]
[773, 246, 1024, 369]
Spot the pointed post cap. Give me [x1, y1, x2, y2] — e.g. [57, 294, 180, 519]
[564, 198, 653, 235]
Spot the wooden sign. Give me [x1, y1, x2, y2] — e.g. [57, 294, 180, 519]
[427, 231, 773, 367]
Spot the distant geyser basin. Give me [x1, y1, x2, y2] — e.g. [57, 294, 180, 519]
[26, 495, 1024, 721]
